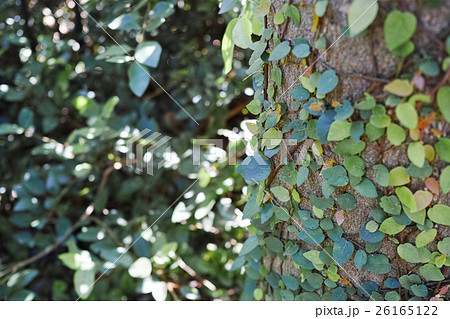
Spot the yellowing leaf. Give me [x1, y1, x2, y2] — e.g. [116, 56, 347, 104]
[384, 79, 414, 97]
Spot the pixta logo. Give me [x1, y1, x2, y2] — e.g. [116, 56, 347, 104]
[126, 129, 172, 176]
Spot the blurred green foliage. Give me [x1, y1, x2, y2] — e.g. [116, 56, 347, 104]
[0, 0, 253, 300]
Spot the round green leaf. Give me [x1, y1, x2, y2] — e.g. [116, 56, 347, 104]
[415, 229, 437, 248]
[437, 86, 450, 122]
[386, 123, 406, 146]
[388, 167, 410, 186]
[379, 217, 405, 235]
[396, 102, 418, 129]
[384, 10, 417, 52]
[135, 41, 162, 68]
[317, 70, 338, 96]
[408, 142, 425, 168]
[348, 0, 379, 37]
[427, 204, 450, 226]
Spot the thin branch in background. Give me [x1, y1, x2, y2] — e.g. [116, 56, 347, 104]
[20, 0, 37, 53]
[0, 205, 94, 279]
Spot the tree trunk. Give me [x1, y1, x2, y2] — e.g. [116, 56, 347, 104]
[263, 0, 450, 299]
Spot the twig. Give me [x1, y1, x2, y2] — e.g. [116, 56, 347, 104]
[429, 68, 450, 98]
[264, 15, 269, 102]
[0, 206, 94, 279]
[279, 0, 294, 41]
[20, 0, 37, 53]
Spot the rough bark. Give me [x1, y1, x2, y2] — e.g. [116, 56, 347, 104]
[265, 0, 450, 296]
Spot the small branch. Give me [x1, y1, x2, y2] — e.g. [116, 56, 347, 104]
[0, 206, 94, 279]
[429, 68, 450, 98]
[279, 0, 293, 41]
[264, 15, 269, 102]
[20, 0, 37, 53]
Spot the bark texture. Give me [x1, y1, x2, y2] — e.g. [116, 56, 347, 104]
[265, 0, 450, 296]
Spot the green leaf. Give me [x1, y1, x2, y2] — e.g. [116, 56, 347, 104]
[388, 167, 410, 186]
[427, 204, 450, 226]
[333, 139, 366, 156]
[232, 17, 252, 49]
[269, 41, 291, 61]
[413, 190, 432, 212]
[74, 269, 95, 299]
[282, 275, 299, 291]
[396, 186, 416, 211]
[280, 162, 297, 185]
[411, 284, 428, 297]
[236, 154, 272, 184]
[254, 0, 270, 17]
[355, 92, 375, 110]
[246, 99, 262, 115]
[129, 257, 152, 278]
[354, 178, 377, 198]
[127, 63, 150, 97]
[384, 10, 417, 52]
[437, 86, 450, 122]
[271, 64, 282, 87]
[274, 11, 285, 25]
[290, 86, 310, 101]
[416, 229, 437, 248]
[391, 41, 414, 57]
[435, 138, 450, 162]
[437, 237, 450, 256]
[135, 41, 162, 68]
[314, 0, 328, 17]
[384, 79, 414, 97]
[297, 166, 309, 186]
[239, 236, 258, 256]
[398, 243, 431, 263]
[336, 193, 356, 210]
[285, 4, 301, 25]
[322, 165, 348, 186]
[270, 186, 290, 202]
[333, 238, 354, 265]
[354, 250, 367, 270]
[317, 70, 338, 96]
[379, 217, 405, 235]
[373, 164, 389, 187]
[363, 254, 391, 274]
[396, 102, 418, 129]
[0, 123, 24, 135]
[265, 236, 283, 253]
[380, 195, 401, 215]
[408, 142, 425, 168]
[310, 195, 334, 210]
[386, 123, 406, 146]
[419, 264, 444, 281]
[327, 120, 351, 141]
[219, 0, 237, 14]
[262, 128, 283, 149]
[292, 43, 310, 58]
[348, 0, 379, 37]
[221, 18, 238, 73]
[344, 156, 365, 177]
[441, 166, 450, 194]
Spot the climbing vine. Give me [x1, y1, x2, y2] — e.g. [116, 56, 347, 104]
[219, 0, 450, 301]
